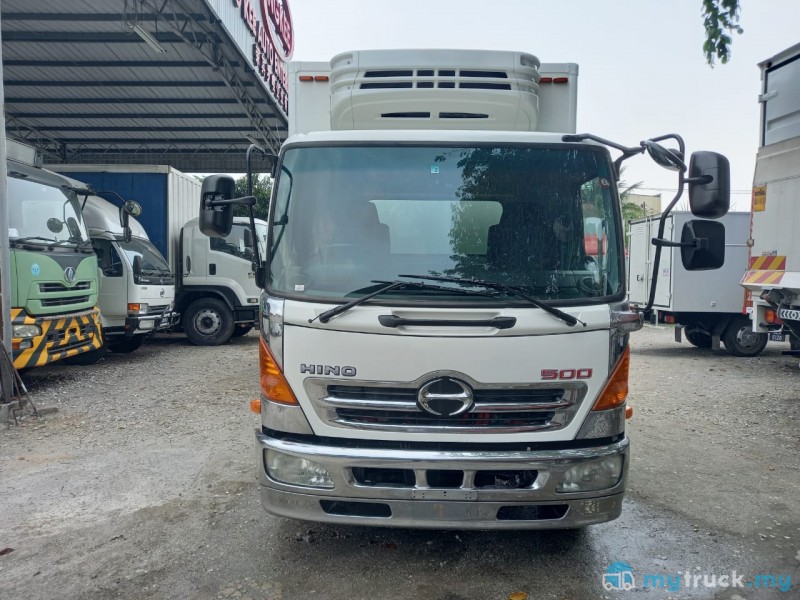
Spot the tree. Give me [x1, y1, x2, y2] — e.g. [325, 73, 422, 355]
[233, 174, 272, 221]
[702, 0, 743, 66]
[618, 168, 645, 249]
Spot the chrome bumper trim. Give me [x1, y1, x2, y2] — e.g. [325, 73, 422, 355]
[255, 432, 628, 528]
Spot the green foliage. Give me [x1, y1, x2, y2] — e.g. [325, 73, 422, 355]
[233, 174, 272, 221]
[618, 170, 645, 248]
[702, 0, 743, 66]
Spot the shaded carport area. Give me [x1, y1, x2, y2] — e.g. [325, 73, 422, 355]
[1, 0, 289, 172]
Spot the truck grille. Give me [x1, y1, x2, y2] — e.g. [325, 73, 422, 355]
[39, 281, 91, 293]
[146, 304, 170, 315]
[305, 379, 585, 434]
[41, 296, 90, 307]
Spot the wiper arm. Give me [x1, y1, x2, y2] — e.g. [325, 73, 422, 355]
[309, 280, 495, 324]
[398, 274, 585, 327]
[310, 281, 409, 324]
[11, 236, 58, 249]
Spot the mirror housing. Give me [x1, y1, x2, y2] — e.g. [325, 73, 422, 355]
[644, 140, 686, 172]
[199, 175, 236, 238]
[132, 255, 143, 281]
[681, 219, 725, 270]
[687, 151, 730, 219]
[47, 217, 64, 233]
[255, 265, 267, 289]
[118, 200, 142, 243]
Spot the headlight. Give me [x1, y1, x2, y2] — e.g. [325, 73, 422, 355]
[127, 303, 148, 315]
[265, 450, 334, 488]
[556, 456, 624, 493]
[13, 324, 41, 338]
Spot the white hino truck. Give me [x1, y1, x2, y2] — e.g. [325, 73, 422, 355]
[199, 49, 730, 528]
[741, 43, 800, 354]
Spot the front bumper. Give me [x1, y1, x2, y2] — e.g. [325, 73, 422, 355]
[124, 310, 179, 334]
[11, 307, 103, 369]
[256, 432, 628, 529]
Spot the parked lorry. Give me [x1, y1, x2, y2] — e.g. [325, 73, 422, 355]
[629, 211, 767, 356]
[741, 43, 800, 353]
[48, 165, 264, 346]
[6, 139, 103, 369]
[199, 49, 730, 528]
[80, 195, 177, 353]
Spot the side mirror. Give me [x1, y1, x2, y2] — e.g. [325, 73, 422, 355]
[681, 219, 725, 270]
[687, 152, 730, 219]
[47, 217, 64, 233]
[66, 217, 83, 241]
[119, 200, 142, 243]
[199, 175, 236, 238]
[644, 140, 686, 172]
[255, 265, 267, 289]
[132, 255, 143, 280]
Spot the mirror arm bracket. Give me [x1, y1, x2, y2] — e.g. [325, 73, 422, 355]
[684, 174, 714, 185]
[203, 195, 256, 209]
[651, 237, 707, 249]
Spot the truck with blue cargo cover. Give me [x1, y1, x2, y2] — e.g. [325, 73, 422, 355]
[48, 164, 265, 346]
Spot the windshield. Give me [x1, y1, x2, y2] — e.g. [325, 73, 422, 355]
[7, 175, 89, 244]
[269, 144, 624, 304]
[115, 237, 171, 274]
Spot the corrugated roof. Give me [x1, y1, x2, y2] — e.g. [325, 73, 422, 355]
[1, 0, 287, 172]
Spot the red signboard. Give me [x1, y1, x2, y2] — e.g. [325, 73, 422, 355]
[233, 0, 292, 114]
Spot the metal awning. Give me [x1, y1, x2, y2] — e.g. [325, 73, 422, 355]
[1, 0, 288, 172]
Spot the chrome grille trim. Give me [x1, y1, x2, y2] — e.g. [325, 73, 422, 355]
[304, 372, 587, 434]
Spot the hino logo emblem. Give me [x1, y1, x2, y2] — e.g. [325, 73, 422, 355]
[417, 377, 473, 417]
[64, 267, 76, 283]
[160, 288, 165, 297]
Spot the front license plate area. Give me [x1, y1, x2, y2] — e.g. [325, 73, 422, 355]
[411, 489, 477, 501]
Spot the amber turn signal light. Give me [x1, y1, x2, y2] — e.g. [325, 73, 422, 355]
[592, 346, 630, 411]
[259, 337, 298, 405]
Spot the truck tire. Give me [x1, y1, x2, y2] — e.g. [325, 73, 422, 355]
[722, 316, 768, 357]
[183, 298, 235, 346]
[231, 324, 253, 338]
[791, 333, 800, 352]
[108, 336, 145, 354]
[684, 327, 712, 349]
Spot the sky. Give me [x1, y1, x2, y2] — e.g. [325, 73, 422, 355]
[285, 0, 800, 211]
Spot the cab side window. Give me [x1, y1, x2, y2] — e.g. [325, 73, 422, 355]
[93, 239, 123, 277]
[210, 224, 254, 260]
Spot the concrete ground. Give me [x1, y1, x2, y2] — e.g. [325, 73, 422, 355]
[1, 325, 798, 600]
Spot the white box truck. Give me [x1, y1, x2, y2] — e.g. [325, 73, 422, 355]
[48, 165, 266, 345]
[198, 49, 731, 529]
[629, 211, 767, 356]
[741, 43, 800, 354]
[80, 195, 177, 354]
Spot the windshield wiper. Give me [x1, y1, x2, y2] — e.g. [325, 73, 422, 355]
[10, 236, 61, 249]
[309, 280, 495, 324]
[399, 274, 585, 327]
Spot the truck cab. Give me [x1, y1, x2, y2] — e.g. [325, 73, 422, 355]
[178, 216, 267, 345]
[81, 196, 177, 353]
[199, 49, 729, 529]
[6, 140, 103, 369]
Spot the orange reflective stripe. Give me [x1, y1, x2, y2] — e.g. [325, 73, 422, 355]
[748, 255, 786, 270]
[743, 270, 785, 285]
